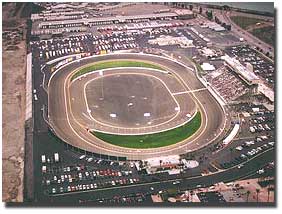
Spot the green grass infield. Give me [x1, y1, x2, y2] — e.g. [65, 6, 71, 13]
[71, 60, 165, 80]
[92, 112, 202, 149]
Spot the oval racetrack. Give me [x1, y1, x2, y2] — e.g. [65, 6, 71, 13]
[48, 53, 227, 160]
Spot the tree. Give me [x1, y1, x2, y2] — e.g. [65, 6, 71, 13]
[246, 190, 251, 202]
[189, 5, 193, 11]
[199, 6, 202, 14]
[226, 25, 232, 31]
[256, 188, 260, 202]
[190, 190, 194, 202]
[222, 5, 231, 11]
[206, 10, 213, 20]
[267, 187, 271, 202]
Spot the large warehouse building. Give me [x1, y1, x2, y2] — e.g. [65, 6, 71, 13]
[31, 8, 194, 35]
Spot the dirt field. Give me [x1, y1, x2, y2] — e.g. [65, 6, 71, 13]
[108, 3, 172, 16]
[2, 41, 26, 202]
[2, 2, 29, 202]
[85, 73, 178, 128]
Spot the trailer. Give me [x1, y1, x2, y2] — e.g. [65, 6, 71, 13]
[41, 155, 46, 163]
[54, 153, 59, 163]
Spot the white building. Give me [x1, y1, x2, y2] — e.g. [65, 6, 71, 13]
[201, 62, 215, 71]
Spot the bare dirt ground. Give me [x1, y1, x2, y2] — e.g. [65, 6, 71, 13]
[2, 41, 26, 202]
[2, 3, 27, 202]
[85, 74, 178, 127]
[108, 3, 172, 16]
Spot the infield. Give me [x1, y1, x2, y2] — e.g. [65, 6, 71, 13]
[85, 73, 180, 128]
[91, 112, 201, 148]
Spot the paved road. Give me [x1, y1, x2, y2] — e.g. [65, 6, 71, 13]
[48, 53, 227, 160]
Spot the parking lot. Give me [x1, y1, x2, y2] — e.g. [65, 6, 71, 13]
[31, 32, 139, 61]
[212, 103, 274, 170]
[40, 151, 143, 196]
[197, 191, 226, 203]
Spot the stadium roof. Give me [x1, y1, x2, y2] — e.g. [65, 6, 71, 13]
[222, 55, 260, 84]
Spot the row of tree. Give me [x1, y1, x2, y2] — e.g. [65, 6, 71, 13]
[215, 15, 232, 31]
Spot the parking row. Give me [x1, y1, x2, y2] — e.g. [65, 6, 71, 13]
[43, 166, 134, 185]
[31, 32, 140, 61]
[219, 141, 275, 169]
[48, 177, 140, 195]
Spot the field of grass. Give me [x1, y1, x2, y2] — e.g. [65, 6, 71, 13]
[230, 16, 263, 30]
[92, 112, 201, 149]
[71, 60, 165, 80]
[251, 26, 275, 46]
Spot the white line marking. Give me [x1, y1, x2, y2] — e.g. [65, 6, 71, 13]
[172, 88, 208, 95]
[82, 112, 92, 120]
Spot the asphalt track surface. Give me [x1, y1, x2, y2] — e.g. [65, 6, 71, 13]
[69, 67, 197, 135]
[48, 53, 226, 160]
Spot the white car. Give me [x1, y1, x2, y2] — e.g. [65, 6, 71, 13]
[52, 188, 56, 194]
[240, 154, 247, 159]
[173, 181, 180, 185]
[87, 158, 93, 162]
[79, 155, 86, 160]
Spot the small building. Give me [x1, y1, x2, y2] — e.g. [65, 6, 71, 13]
[201, 63, 215, 71]
[144, 155, 180, 174]
[174, 9, 194, 19]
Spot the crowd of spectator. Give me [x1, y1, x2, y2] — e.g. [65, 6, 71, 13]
[205, 66, 249, 103]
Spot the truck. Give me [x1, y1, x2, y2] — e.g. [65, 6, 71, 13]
[54, 153, 59, 163]
[41, 155, 46, 163]
[42, 165, 47, 173]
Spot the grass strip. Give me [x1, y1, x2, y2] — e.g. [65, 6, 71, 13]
[71, 60, 165, 80]
[92, 112, 201, 149]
